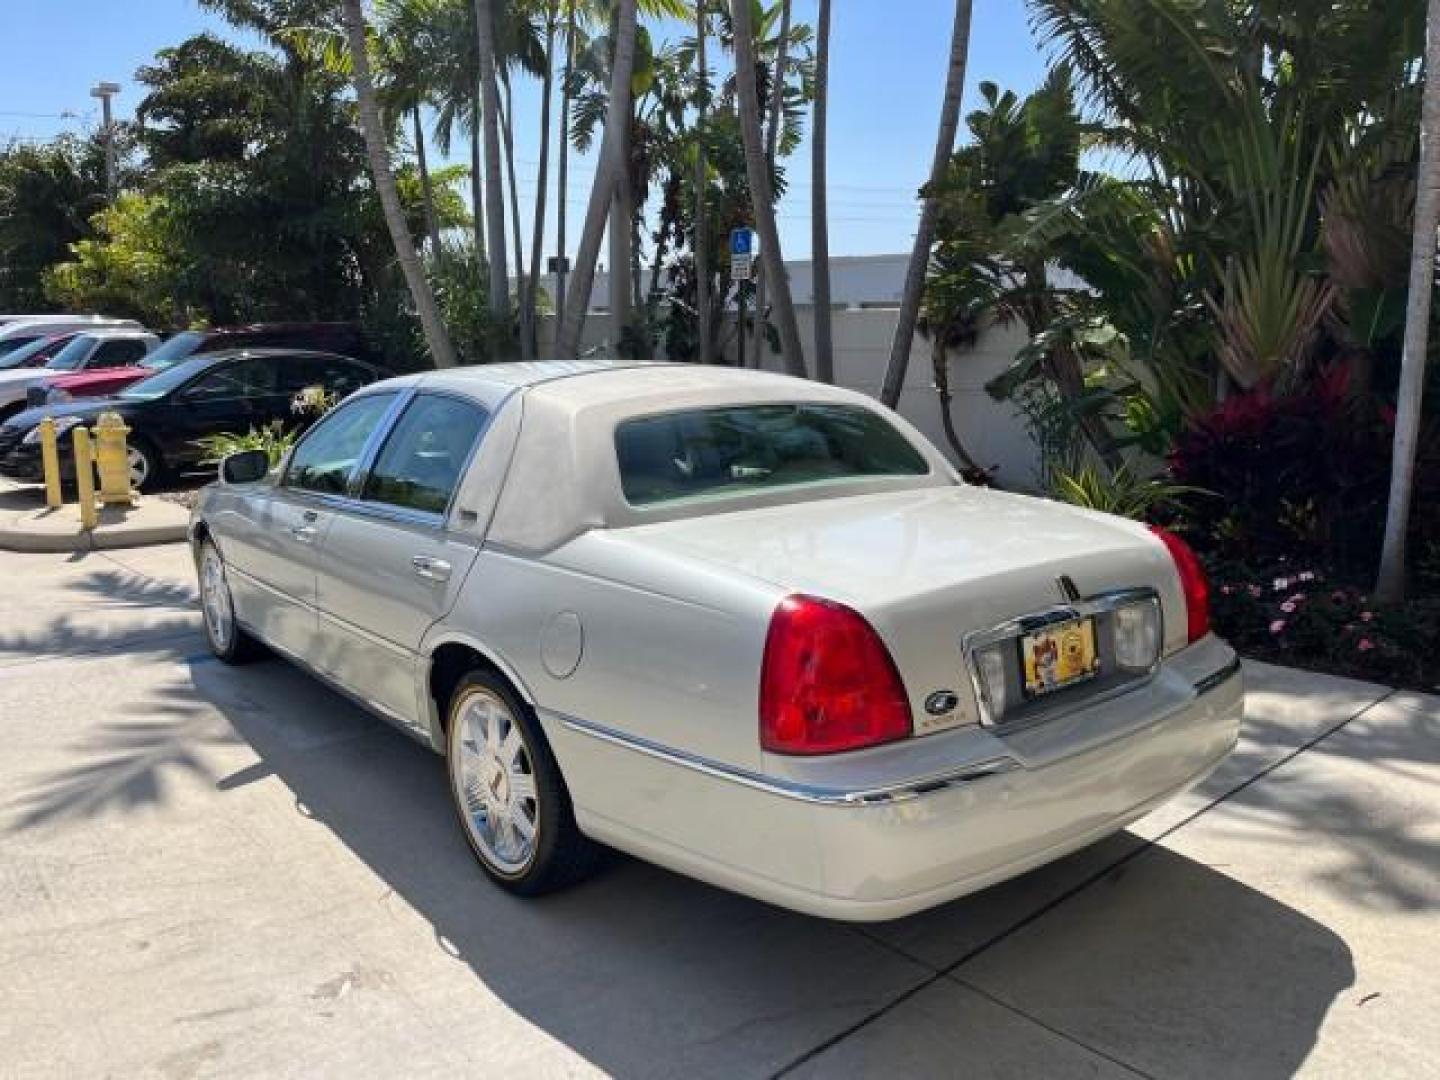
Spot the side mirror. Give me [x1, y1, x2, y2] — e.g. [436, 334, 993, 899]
[219, 448, 271, 485]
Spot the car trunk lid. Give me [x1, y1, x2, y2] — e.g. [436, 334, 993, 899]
[618, 485, 1187, 732]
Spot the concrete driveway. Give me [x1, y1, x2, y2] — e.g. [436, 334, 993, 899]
[0, 543, 1435, 1079]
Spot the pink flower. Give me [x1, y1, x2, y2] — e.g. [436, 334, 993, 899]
[1249, 585, 1263, 598]
[1273, 577, 1290, 592]
[1286, 593, 1306, 605]
[1360, 611, 1375, 623]
[1298, 571, 1316, 582]
[1280, 601, 1297, 614]
[1269, 619, 1287, 635]
[1358, 638, 1375, 652]
[1221, 585, 1233, 595]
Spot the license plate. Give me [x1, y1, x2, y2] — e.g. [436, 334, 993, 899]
[1021, 617, 1099, 697]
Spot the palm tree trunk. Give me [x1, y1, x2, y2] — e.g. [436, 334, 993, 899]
[731, 0, 805, 378]
[556, 0, 638, 358]
[412, 107, 442, 259]
[880, 0, 972, 407]
[473, 0, 511, 329]
[499, 75, 531, 361]
[751, 0, 792, 371]
[609, 162, 634, 348]
[340, 0, 456, 368]
[1376, 0, 1440, 602]
[933, 340, 985, 475]
[555, 0, 577, 331]
[607, 5, 634, 350]
[811, 0, 834, 383]
[470, 104, 486, 264]
[527, 17, 558, 360]
[694, 0, 712, 364]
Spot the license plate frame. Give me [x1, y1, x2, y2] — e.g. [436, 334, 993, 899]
[1021, 616, 1100, 698]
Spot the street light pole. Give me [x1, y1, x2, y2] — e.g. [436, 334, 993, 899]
[90, 81, 120, 199]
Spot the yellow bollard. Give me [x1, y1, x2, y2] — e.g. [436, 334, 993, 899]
[73, 426, 98, 531]
[94, 411, 136, 506]
[39, 416, 62, 509]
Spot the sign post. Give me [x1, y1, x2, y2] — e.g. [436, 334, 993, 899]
[730, 228, 757, 282]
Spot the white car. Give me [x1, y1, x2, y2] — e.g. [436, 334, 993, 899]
[0, 315, 139, 354]
[191, 362, 1242, 921]
[0, 329, 158, 421]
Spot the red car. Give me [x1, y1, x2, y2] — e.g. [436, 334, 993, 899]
[43, 322, 375, 403]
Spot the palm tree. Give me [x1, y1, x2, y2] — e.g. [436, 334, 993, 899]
[731, 0, 805, 377]
[556, 0, 639, 357]
[750, 0, 792, 370]
[811, 0, 833, 383]
[526, 2, 563, 359]
[339, 0, 457, 367]
[694, 0, 712, 364]
[555, 0, 581, 329]
[473, 0, 511, 329]
[1377, 0, 1440, 602]
[880, 0, 972, 407]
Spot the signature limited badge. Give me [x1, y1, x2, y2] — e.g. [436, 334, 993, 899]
[925, 690, 960, 716]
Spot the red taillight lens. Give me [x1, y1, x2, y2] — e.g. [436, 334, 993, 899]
[759, 595, 913, 755]
[1149, 526, 1210, 644]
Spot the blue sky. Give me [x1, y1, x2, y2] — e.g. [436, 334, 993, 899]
[0, 0, 1049, 259]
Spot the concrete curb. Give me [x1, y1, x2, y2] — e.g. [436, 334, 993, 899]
[0, 494, 191, 553]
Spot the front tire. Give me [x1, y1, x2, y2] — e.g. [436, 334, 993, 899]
[445, 671, 599, 895]
[198, 539, 264, 663]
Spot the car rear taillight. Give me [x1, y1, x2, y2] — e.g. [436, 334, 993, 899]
[759, 595, 912, 755]
[1149, 526, 1210, 644]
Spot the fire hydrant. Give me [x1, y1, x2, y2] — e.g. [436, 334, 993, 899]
[94, 411, 136, 506]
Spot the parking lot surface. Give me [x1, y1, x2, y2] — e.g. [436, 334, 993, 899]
[1, 542, 1436, 1078]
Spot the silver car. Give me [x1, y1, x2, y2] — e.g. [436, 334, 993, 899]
[191, 362, 1242, 921]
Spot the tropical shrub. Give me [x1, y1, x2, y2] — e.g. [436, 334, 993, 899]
[1207, 557, 1440, 689]
[196, 422, 297, 468]
[1167, 365, 1404, 573]
[1050, 462, 1200, 520]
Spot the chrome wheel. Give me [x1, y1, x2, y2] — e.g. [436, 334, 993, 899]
[128, 445, 151, 490]
[451, 688, 539, 874]
[200, 546, 234, 652]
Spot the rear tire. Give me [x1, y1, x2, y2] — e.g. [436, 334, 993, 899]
[445, 670, 601, 896]
[197, 539, 265, 664]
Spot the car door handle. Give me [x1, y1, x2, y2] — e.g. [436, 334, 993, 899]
[411, 555, 452, 582]
[289, 525, 318, 544]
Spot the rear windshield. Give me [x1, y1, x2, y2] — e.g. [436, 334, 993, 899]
[137, 330, 204, 371]
[615, 402, 930, 507]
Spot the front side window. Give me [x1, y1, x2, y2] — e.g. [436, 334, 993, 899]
[615, 402, 930, 507]
[285, 393, 396, 496]
[362, 395, 488, 514]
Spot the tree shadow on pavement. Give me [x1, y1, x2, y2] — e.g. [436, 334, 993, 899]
[6, 644, 1372, 1079]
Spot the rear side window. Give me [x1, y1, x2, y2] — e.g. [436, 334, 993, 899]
[615, 402, 929, 507]
[285, 393, 396, 495]
[362, 395, 488, 514]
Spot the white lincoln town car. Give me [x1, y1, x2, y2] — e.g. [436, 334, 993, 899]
[191, 361, 1242, 921]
